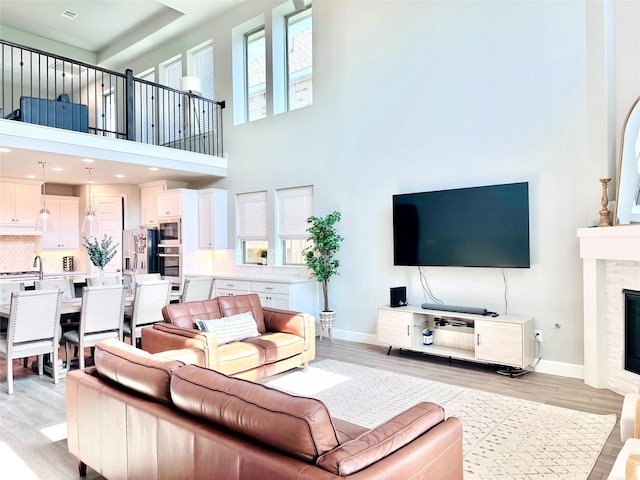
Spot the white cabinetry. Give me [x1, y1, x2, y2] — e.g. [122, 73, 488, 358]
[214, 279, 251, 297]
[198, 189, 228, 249]
[214, 276, 318, 317]
[40, 196, 80, 250]
[139, 180, 188, 226]
[157, 190, 183, 218]
[376, 305, 534, 369]
[0, 181, 41, 229]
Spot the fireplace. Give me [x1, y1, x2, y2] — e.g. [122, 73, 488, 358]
[625, 289, 640, 375]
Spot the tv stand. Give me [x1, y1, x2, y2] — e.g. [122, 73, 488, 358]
[377, 305, 534, 371]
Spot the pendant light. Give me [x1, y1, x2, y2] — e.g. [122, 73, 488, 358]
[81, 167, 99, 236]
[35, 161, 53, 232]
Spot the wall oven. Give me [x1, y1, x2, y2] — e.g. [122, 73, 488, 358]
[158, 244, 181, 285]
[158, 217, 181, 244]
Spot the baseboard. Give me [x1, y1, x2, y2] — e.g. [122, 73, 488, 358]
[322, 327, 585, 380]
[532, 358, 584, 379]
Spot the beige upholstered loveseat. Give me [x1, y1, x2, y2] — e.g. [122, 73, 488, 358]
[142, 293, 315, 380]
[66, 339, 464, 479]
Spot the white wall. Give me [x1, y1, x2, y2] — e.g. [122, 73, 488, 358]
[105, 1, 638, 372]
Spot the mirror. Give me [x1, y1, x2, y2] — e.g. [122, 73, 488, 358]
[614, 96, 640, 225]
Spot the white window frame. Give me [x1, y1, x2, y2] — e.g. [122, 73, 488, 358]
[232, 15, 266, 125]
[273, 1, 312, 115]
[237, 191, 268, 264]
[277, 185, 313, 265]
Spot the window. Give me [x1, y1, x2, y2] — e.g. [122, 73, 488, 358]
[245, 27, 267, 122]
[135, 69, 155, 144]
[273, 2, 312, 115]
[277, 186, 313, 265]
[189, 43, 214, 100]
[286, 7, 312, 111]
[237, 191, 268, 264]
[159, 56, 183, 144]
[102, 89, 116, 138]
[186, 42, 215, 143]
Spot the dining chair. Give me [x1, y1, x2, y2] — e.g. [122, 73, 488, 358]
[180, 276, 214, 302]
[0, 289, 62, 394]
[123, 280, 171, 348]
[62, 285, 126, 369]
[86, 276, 122, 286]
[0, 282, 24, 333]
[35, 278, 78, 326]
[133, 273, 162, 284]
[34, 278, 76, 301]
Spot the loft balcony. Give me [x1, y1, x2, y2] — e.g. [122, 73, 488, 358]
[0, 40, 227, 183]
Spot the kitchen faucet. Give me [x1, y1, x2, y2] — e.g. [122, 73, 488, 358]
[33, 255, 43, 280]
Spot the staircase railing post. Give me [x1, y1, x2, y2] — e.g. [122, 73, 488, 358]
[125, 69, 134, 141]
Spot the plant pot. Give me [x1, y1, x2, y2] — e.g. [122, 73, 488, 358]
[319, 311, 335, 342]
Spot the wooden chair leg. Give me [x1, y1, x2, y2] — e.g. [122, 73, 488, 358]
[65, 341, 72, 370]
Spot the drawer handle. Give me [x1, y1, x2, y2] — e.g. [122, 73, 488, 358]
[264, 287, 273, 291]
[477, 334, 480, 346]
[407, 325, 410, 335]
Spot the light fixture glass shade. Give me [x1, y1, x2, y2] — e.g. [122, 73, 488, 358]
[35, 161, 53, 232]
[35, 206, 53, 232]
[180, 76, 202, 96]
[81, 205, 99, 236]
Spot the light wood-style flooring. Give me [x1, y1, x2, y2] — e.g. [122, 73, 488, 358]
[0, 339, 624, 479]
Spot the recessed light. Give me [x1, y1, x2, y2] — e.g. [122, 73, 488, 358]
[82, 158, 94, 163]
[52, 167, 64, 172]
[26, 175, 36, 179]
[0, 147, 11, 153]
[87, 180, 95, 184]
[115, 174, 125, 178]
[149, 167, 159, 171]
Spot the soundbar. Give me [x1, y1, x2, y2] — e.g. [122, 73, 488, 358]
[421, 303, 488, 316]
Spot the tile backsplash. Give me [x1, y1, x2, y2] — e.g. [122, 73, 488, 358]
[0, 236, 81, 273]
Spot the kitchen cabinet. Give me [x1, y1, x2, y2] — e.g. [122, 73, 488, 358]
[157, 190, 183, 218]
[213, 276, 318, 318]
[139, 180, 188, 226]
[40, 196, 80, 250]
[198, 189, 228, 249]
[0, 181, 41, 227]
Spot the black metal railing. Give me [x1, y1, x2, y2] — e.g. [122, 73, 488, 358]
[0, 40, 224, 156]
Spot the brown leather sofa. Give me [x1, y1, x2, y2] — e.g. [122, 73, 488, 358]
[67, 339, 464, 479]
[142, 293, 315, 380]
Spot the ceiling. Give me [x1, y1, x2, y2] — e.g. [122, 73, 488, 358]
[0, 0, 240, 186]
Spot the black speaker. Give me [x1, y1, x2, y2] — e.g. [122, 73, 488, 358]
[390, 286, 407, 307]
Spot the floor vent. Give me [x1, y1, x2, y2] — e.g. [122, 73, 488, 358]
[60, 10, 78, 20]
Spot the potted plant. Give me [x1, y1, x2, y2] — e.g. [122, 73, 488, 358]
[259, 249, 268, 265]
[83, 235, 118, 278]
[303, 211, 343, 341]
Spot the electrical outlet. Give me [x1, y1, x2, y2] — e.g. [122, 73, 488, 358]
[534, 330, 543, 343]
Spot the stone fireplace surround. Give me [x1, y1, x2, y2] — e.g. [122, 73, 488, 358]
[578, 224, 640, 395]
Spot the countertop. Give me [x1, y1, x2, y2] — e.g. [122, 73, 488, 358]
[0, 272, 87, 283]
[210, 273, 314, 284]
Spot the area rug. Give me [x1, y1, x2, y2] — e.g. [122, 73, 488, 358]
[263, 359, 616, 480]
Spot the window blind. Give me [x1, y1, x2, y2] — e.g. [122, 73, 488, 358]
[278, 185, 313, 238]
[237, 191, 268, 240]
[193, 45, 214, 100]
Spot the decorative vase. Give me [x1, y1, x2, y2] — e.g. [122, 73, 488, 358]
[99, 267, 104, 279]
[319, 311, 336, 342]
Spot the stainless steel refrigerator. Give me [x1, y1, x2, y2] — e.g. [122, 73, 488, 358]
[122, 228, 159, 276]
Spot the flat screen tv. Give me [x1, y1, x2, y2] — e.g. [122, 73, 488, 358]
[393, 182, 530, 268]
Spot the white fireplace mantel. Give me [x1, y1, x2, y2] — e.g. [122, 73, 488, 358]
[578, 224, 640, 389]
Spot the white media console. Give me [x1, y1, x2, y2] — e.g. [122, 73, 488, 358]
[377, 305, 534, 370]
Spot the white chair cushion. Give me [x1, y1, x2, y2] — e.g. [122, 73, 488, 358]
[195, 312, 260, 346]
[609, 437, 640, 480]
[622, 393, 640, 442]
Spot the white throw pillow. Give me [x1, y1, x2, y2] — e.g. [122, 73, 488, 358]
[194, 312, 261, 346]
